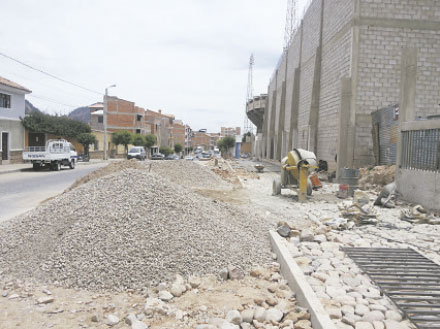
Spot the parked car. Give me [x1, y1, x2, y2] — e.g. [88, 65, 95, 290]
[151, 153, 165, 160]
[127, 147, 146, 160]
[165, 154, 179, 160]
[185, 155, 194, 161]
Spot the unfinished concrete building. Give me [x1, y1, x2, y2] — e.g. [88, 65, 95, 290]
[260, 0, 440, 174]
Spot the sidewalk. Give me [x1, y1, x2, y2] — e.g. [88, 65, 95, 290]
[0, 159, 108, 175]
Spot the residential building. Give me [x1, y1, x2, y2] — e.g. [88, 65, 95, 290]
[0, 76, 31, 164]
[221, 127, 241, 137]
[172, 120, 186, 148]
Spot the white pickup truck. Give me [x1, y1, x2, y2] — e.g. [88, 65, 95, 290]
[23, 139, 78, 171]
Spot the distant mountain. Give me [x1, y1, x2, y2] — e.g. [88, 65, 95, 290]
[68, 106, 90, 123]
[25, 100, 41, 114]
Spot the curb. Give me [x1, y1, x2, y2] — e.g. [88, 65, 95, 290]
[269, 231, 337, 329]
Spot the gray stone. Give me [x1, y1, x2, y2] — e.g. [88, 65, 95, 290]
[300, 229, 314, 242]
[158, 290, 173, 302]
[277, 225, 291, 237]
[220, 324, 239, 329]
[355, 304, 370, 316]
[105, 314, 120, 326]
[383, 320, 410, 329]
[372, 321, 384, 329]
[219, 268, 229, 280]
[241, 309, 254, 323]
[195, 325, 216, 329]
[362, 311, 385, 322]
[384, 310, 402, 322]
[314, 234, 327, 243]
[253, 307, 266, 322]
[227, 265, 245, 280]
[264, 308, 283, 323]
[355, 322, 374, 329]
[37, 296, 54, 304]
[226, 310, 242, 325]
[325, 306, 342, 320]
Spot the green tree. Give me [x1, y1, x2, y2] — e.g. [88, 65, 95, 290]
[242, 131, 252, 143]
[77, 133, 97, 156]
[174, 143, 183, 154]
[132, 134, 146, 146]
[21, 112, 91, 138]
[217, 136, 236, 156]
[159, 146, 173, 156]
[144, 134, 157, 158]
[112, 131, 133, 155]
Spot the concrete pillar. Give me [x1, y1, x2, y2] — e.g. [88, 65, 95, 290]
[276, 80, 287, 160]
[269, 88, 278, 159]
[397, 48, 418, 166]
[288, 68, 301, 152]
[308, 0, 324, 155]
[337, 78, 353, 179]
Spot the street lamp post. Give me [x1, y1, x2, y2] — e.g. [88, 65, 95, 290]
[103, 84, 116, 160]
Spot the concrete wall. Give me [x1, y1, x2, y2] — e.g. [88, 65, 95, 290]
[0, 85, 26, 120]
[262, 0, 440, 171]
[397, 169, 440, 211]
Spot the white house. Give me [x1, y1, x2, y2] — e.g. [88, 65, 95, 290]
[0, 76, 31, 164]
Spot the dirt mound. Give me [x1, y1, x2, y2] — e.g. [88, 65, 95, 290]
[66, 159, 142, 191]
[358, 165, 396, 190]
[0, 169, 271, 291]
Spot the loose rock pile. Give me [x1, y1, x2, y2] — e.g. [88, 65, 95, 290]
[0, 169, 271, 291]
[67, 159, 142, 191]
[147, 160, 231, 190]
[358, 166, 395, 190]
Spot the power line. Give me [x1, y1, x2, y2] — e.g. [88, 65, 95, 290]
[28, 94, 80, 108]
[0, 51, 103, 96]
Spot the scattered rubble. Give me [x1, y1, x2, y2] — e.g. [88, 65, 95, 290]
[358, 165, 395, 190]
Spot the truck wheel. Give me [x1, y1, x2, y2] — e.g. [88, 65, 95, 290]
[69, 159, 75, 169]
[52, 162, 61, 171]
[272, 178, 282, 196]
[32, 163, 40, 171]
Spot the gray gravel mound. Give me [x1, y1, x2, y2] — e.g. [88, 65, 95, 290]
[146, 160, 230, 190]
[0, 169, 271, 291]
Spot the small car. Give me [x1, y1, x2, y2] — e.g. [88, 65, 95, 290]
[185, 155, 194, 161]
[151, 153, 165, 160]
[127, 147, 146, 160]
[165, 154, 179, 160]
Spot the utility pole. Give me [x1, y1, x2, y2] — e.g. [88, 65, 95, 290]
[103, 84, 116, 160]
[244, 54, 255, 135]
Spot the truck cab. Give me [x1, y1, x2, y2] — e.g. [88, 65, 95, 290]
[23, 139, 78, 171]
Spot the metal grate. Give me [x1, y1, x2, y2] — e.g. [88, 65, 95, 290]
[401, 129, 440, 172]
[343, 248, 440, 329]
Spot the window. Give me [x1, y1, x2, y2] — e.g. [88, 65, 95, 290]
[0, 93, 11, 108]
[137, 115, 142, 121]
[94, 140, 99, 151]
[136, 129, 141, 134]
[98, 116, 103, 123]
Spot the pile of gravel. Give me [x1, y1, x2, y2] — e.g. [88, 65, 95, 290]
[67, 159, 142, 191]
[146, 160, 230, 190]
[0, 169, 271, 291]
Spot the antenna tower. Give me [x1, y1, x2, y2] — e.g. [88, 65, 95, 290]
[284, 0, 298, 50]
[244, 54, 255, 135]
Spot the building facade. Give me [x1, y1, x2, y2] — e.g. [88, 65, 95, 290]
[0, 76, 31, 164]
[260, 0, 440, 174]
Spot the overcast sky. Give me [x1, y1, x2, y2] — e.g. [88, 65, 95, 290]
[1, 0, 310, 132]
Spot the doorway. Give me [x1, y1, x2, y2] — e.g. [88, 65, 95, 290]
[1, 132, 8, 160]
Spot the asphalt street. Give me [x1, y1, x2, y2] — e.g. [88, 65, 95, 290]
[0, 162, 107, 222]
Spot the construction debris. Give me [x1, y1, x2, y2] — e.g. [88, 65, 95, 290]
[0, 168, 271, 291]
[400, 205, 440, 225]
[358, 165, 396, 190]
